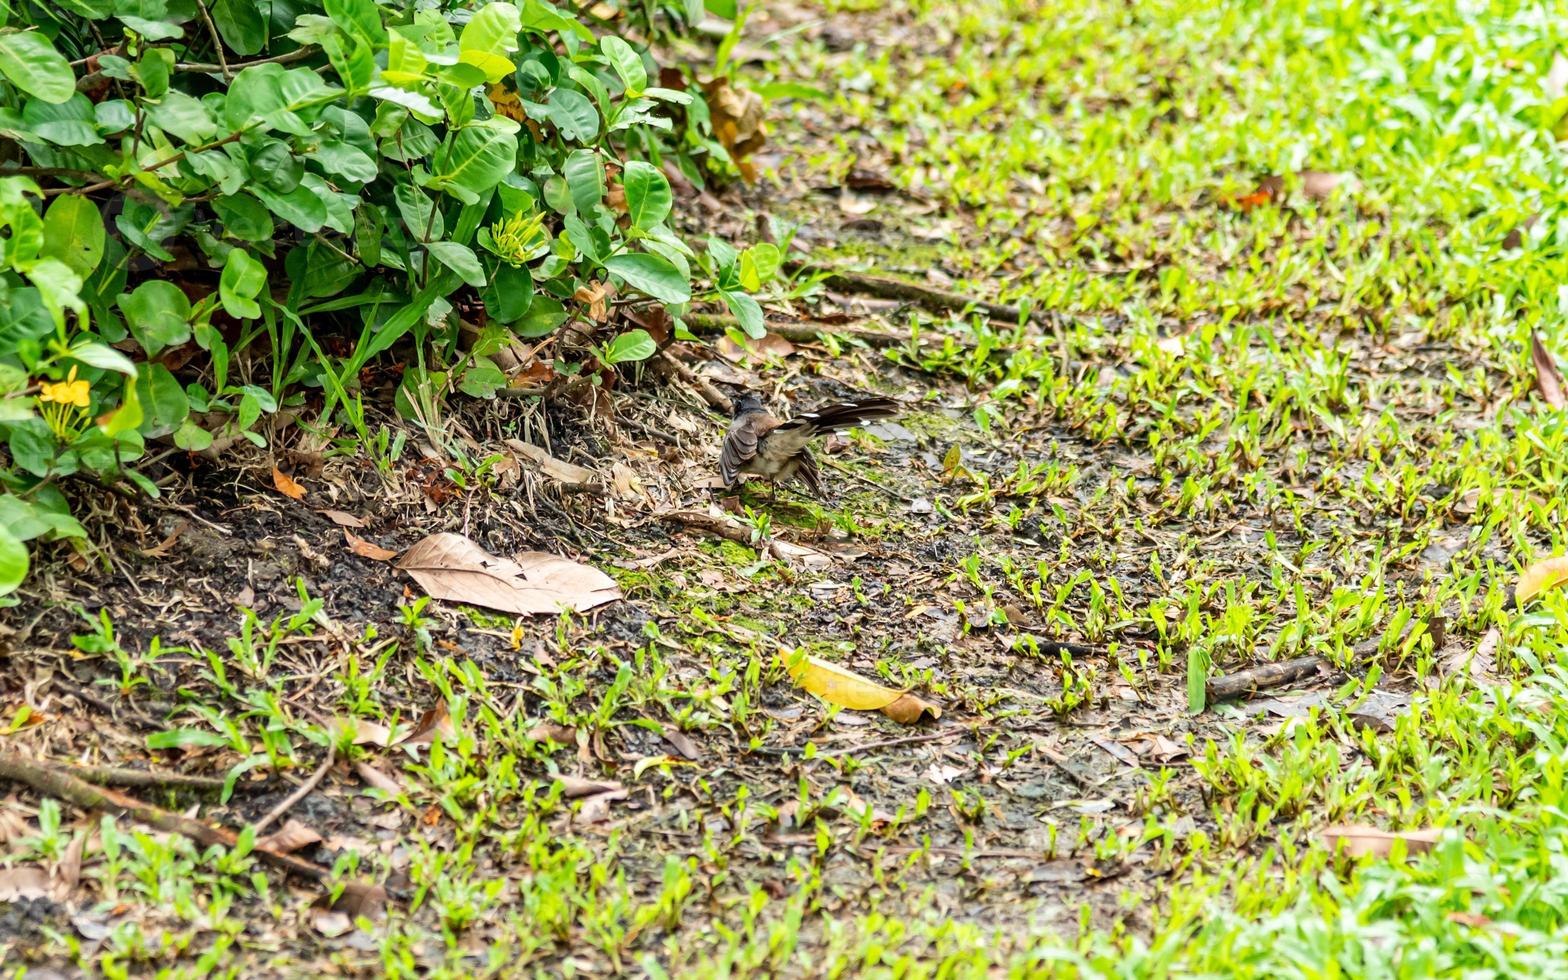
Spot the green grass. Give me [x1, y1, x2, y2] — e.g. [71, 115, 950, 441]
[16, 0, 1568, 976]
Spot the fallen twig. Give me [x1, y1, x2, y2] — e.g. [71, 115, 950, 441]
[65, 763, 229, 792]
[1205, 655, 1326, 703]
[253, 742, 336, 835]
[0, 751, 385, 911]
[683, 311, 905, 346]
[788, 261, 1029, 324]
[657, 350, 732, 414]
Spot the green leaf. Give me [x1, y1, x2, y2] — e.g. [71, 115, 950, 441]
[173, 418, 214, 451]
[516, 295, 566, 337]
[22, 96, 100, 147]
[69, 342, 137, 377]
[0, 32, 76, 104]
[429, 123, 518, 204]
[211, 0, 267, 55]
[147, 90, 217, 144]
[395, 182, 443, 241]
[562, 148, 604, 215]
[98, 375, 143, 437]
[118, 280, 192, 356]
[481, 262, 533, 322]
[459, 2, 523, 82]
[600, 36, 647, 95]
[146, 729, 231, 750]
[720, 289, 764, 339]
[251, 182, 329, 233]
[41, 196, 105, 278]
[132, 48, 173, 98]
[704, 0, 738, 18]
[135, 363, 189, 437]
[545, 87, 599, 141]
[603, 328, 656, 365]
[212, 194, 275, 242]
[311, 140, 379, 184]
[427, 241, 487, 287]
[325, 0, 387, 45]
[604, 253, 690, 304]
[0, 526, 26, 598]
[739, 243, 781, 290]
[622, 160, 672, 231]
[220, 249, 267, 319]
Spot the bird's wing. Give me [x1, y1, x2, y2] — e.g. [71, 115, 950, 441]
[720, 412, 774, 485]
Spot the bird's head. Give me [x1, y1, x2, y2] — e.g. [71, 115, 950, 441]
[731, 392, 765, 418]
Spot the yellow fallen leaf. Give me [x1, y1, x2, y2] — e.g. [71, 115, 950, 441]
[785, 653, 940, 724]
[1516, 555, 1568, 606]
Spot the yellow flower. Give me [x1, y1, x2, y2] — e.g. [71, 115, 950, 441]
[38, 366, 90, 409]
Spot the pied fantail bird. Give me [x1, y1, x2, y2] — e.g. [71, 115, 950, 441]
[719, 393, 899, 494]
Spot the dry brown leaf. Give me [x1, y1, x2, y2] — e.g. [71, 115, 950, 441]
[504, 439, 596, 488]
[139, 520, 188, 558]
[786, 653, 941, 724]
[1300, 170, 1355, 199]
[1322, 824, 1441, 858]
[1531, 331, 1566, 409]
[313, 910, 354, 937]
[0, 866, 50, 901]
[397, 532, 621, 615]
[664, 728, 702, 760]
[703, 77, 766, 181]
[556, 775, 623, 799]
[354, 761, 404, 795]
[574, 281, 611, 322]
[576, 787, 627, 824]
[1517, 555, 1568, 606]
[272, 467, 307, 500]
[345, 717, 394, 746]
[527, 721, 577, 746]
[319, 509, 367, 528]
[257, 819, 323, 855]
[717, 332, 797, 362]
[344, 529, 398, 562]
[395, 701, 457, 748]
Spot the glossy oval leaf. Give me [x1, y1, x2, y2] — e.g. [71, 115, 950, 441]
[622, 160, 671, 231]
[604, 252, 689, 304]
[41, 195, 105, 277]
[0, 32, 75, 104]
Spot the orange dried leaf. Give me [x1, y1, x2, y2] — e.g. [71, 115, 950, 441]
[1516, 555, 1568, 606]
[344, 529, 398, 561]
[272, 467, 307, 500]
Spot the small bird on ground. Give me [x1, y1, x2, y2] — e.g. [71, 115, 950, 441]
[720, 393, 899, 495]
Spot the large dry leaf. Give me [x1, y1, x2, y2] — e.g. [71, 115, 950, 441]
[319, 509, 366, 528]
[0, 866, 50, 901]
[354, 761, 404, 795]
[1322, 824, 1441, 858]
[257, 819, 323, 855]
[1517, 555, 1568, 606]
[504, 439, 595, 488]
[703, 77, 766, 181]
[556, 775, 623, 799]
[1531, 331, 1566, 409]
[786, 654, 941, 724]
[394, 701, 456, 748]
[272, 467, 307, 500]
[344, 529, 398, 561]
[397, 532, 620, 615]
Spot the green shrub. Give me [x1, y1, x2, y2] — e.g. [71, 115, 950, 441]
[0, 0, 773, 598]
